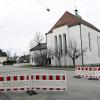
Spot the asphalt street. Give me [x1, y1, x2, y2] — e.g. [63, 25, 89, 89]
[0, 66, 100, 100]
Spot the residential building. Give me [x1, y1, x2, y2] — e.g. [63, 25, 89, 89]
[0, 50, 7, 65]
[18, 55, 29, 63]
[30, 43, 47, 65]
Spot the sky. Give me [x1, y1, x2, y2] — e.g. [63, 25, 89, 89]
[0, 0, 100, 56]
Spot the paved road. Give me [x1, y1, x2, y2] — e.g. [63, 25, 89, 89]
[0, 66, 100, 100]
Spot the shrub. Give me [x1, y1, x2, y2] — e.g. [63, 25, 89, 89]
[3, 60, 16, 65]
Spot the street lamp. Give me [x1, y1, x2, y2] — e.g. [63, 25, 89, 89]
[36, 0, 51, 12]
[46, 8, 50, 12]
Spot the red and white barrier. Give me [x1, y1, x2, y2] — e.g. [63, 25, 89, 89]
[30, 74, 67, 91]
[86, 67, 95, 78]
[0, 75, 30, 92]
[94, 67, 100, 79]
[75, 66, 85, 77]
[0, 74, 67, 92]
[75, 66, 100, 79]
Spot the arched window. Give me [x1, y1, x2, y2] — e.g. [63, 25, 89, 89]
[63, 34, 67, 53]
[97, 36, 100, 57]
[59, 35, 62, 53]
[54, 36, 58, 51]
[88, 33, 91, 51]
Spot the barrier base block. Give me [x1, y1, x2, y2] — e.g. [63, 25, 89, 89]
[26, 90, 37, 95]
[73, 75, 82, 78]
[88, 77, 99, 80]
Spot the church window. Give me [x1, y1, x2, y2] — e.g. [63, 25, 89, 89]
[63, 34, 67, 53]
[97, 36, 100, 57]
[88, 33, 91, 51]
[58, 35, 62, 53]
[54, 36, 58, 51]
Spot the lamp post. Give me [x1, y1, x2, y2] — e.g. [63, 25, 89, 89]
[36, 0, 51, 12]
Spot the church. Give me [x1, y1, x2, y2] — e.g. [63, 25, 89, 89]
[46, 10, 100, 66]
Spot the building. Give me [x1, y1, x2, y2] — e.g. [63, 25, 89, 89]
[46, 10, 100, 66]
[30, 43, 47, 65]
[0, 49, 7, 65]
[18, 55, 29, 63]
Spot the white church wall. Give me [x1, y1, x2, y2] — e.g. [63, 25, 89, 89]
[47, 23, 100, 66]
[47, 25, 69, 66]
[68, 25, 81, 48]
[68, 25, 82, 65]
[81, 24, 100, 65]
[47, 32, 55, 65]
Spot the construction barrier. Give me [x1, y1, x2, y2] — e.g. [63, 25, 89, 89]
[0, 74, 67, 92]
[75, 66, 100, 79]
[0, 64, 2, 66]
[75, 66, 85, 77]
[94, 67, 100, 79]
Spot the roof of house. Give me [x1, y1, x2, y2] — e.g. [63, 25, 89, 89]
[47, 11, 100, 34]
[30, 43, 46, 51]
[20, 55, 29, 59]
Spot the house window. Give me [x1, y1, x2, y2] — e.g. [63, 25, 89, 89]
[88, 33, 91, 51]
[63, 34, 67, 53]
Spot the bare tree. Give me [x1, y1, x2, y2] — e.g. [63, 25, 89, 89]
[34, 51, 47, 66]
[34, 53, 42, 65]
[34, 32, 44, 44]
[30, 32, 45, 66]
[66, 40, 87, 67]
[7, 50, 11, 60]
[47, 48, 63, 67]
[13, 53, 17, 61]
[30, 32, 44, 48]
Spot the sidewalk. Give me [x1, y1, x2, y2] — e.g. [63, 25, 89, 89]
[23, 66, 75, 71]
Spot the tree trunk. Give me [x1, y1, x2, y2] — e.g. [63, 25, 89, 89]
[73, 59, 75, 68]
[39, 44, 43, 66]
[40, 50, 43, 65]
[58, 58, 60, 67]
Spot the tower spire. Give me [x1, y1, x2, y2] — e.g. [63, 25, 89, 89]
[74, 0, 82, 19]
[74, 0, 78, 15]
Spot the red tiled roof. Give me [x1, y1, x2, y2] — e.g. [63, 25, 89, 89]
[47, 11, 100, 34]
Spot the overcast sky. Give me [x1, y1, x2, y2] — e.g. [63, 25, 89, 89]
[0, 0, 100, 56]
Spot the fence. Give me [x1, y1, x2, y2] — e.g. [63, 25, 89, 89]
[0, 74, 67, 92]
[75, 66, 100, 79]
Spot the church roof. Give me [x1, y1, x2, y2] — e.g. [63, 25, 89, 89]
[47, 11, 100, 34]
[30, 43, 46, 51]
